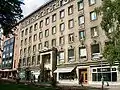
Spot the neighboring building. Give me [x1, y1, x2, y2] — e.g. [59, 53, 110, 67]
[18, 0, 120, 85]
[0, 27, 20, 79]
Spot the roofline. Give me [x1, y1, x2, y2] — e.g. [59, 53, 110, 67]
[18, 0, 53, 24]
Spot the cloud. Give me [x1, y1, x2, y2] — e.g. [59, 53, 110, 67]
[21, 0, 46, 17]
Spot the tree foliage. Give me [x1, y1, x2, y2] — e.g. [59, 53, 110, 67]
[96, 0, 120, 68]
[0, 0, 24, 36]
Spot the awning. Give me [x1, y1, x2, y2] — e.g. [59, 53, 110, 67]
[54, 67, 75, 73]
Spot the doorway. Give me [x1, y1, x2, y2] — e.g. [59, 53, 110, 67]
[79, 69, 87, 84]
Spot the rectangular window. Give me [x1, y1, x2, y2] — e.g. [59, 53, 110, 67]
[41, 12, 43, 17]
[21, 40, 23, 46]
[29, 36, 32, 43]
[69, 33, 74, 43]
[79, 31, 85, 40]
[78, 0, 84, 10]
[90, 11, 97, 21]
[25, 28, 28, 35]
[39, 32, 43, 39]
[68, 19, 74, 29]
[45, 17, 49, 25]
[32, 56, 36, 65]
[68, 49, 74, 61]
[25, 38, 27, 45]
[52, 14, 56, 22]
[24, 48, 27, 55]
[45, 29, 49, 37]
[60, 0, 67, 6]
[34, 23, 38, 31]
[33, 34, 37, 41]
[52, 39, 56, 47]
[29, 26, 32, 33]
[60, 10, 65, 19]
[79, 47, 87, 58]
[40, 20, 43, 28]
[89, 0, 96, 5]
[78, 16, 84, 25]
[52, 26, 56, 35]
[60, 23, 65, 31]
[44, 41, 49, 48]
[38, 43, 42, 50]
[59, 51, 64, 62]
[28, 46, 31, 54]
[60, 36, 64, 45]
[33, 45, 36, 53]
[91, 26, 98, 37]
[21, 31, 24, 37]
[68, 5, 73, 15]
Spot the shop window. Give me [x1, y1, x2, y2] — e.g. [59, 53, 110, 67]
[68, 49, 74, 62]
[78, 0, 84, 10]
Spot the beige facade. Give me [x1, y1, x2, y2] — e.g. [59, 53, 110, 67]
[19, 0, 120, 85]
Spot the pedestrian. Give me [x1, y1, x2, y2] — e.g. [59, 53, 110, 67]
[79, 74, 83, 87]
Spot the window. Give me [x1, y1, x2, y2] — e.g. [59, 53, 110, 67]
[38, 43, 42, 50]
[25, 38, 27, 45]
[21, 40, 23, 46]
[52, 26, 56, 35]
[60, 36, 64, 45]
[78, 15, 84, 25]
[27, 57, 31, 66]
[29, 36, 32, 43]
[44, 41, 49, 48]
[91, 26, 98, 37]
[52, 39, 56, 47]
[21, 31, 24, 37]
[37, 55, 40, 65]
[60, 0, 67, 6]
[53, 4, 56, 10]
[33, 45, 36, 53]
[52, 14, 56, 22]
[32, 56, 36, 65]
[90, 11, 97, 21]
[29, 26, 32, 33]
[92, 67, 117, 82]
[20, 49, 22, 56]
[68, 49, 74, 62]
[78, 0, 84, 10]
[34, 23, 38, 31]
[33, 34, 37, 41]
[45, 17, 49, 25]
[69, 33, 74, 43]
[89, 0, 96, 5]
[79, 31, 85, 40]
[79, 47, 87, 58]
[39, 32, 43, 39]
[23, 58, 26, 66]
[41, 12, 43, 17]
[60, 23, 65, 31]
[68, 19, 74, 29]
[25, 28, 28, 35]
[91, 44, 100, 58]
[28, 46, 31, 54]
[68, 5, 73, 15]
[60, 10, 65, 19]
[24, 48, 27, 55]
[46, 8, 49, 14]
[45, 29, 49, 37]
[40, 20, 43, 28]
[59, 51, 64, 62]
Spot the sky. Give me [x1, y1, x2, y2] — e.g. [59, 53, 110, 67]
[21, 0, 49, 17]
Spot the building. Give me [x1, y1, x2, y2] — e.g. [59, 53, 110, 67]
[0, 27, 20, 79]
[18, 0, 120, 85]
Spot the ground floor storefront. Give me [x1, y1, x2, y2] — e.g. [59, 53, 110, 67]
[54, 65, 120, 85]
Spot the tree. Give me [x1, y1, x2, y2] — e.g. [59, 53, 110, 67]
[96, 0, 120, 69]
[0, 0, 24, 36]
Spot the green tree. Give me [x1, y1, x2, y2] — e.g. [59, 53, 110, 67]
[0, 0, 24, 36]
[96, 0, 120, 69]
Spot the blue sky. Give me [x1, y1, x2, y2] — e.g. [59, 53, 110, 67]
[21, 0, 49, 17]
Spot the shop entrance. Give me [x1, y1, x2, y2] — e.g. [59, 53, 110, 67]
[79, 69, 87, 84]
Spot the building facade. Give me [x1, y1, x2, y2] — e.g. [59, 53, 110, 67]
[19, 0, 120, 85]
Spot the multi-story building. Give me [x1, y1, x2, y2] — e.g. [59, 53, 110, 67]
[19, 0, 120, 85]
[0, 27, 20, 79]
